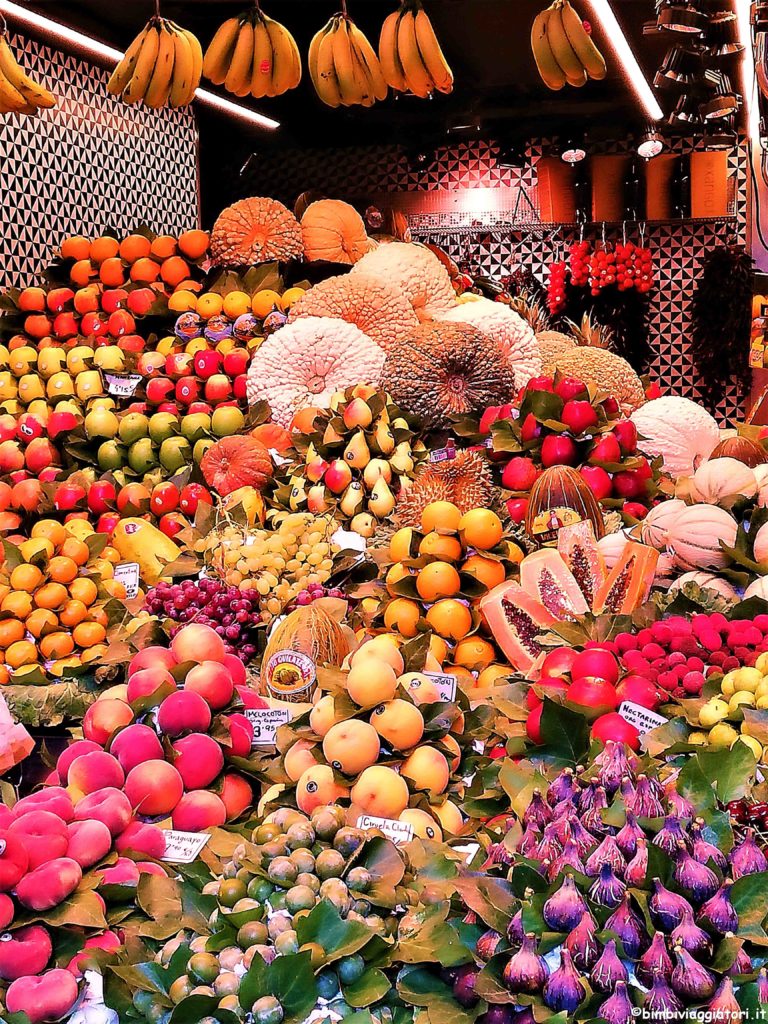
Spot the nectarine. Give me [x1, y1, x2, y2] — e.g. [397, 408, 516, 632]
[172, 790, 227, 831]
[350, 765, 409, 818]
[172, 732, 224, 789]
[83, 697, 133, 744]
[185, 660, 234, 710]
[68, 749, 124, 796]
[219, 773, 252, 821]
[124, 760, 184, 816]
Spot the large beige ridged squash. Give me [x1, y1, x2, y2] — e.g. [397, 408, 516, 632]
[286, 273, 418, 352]
[246, 316, 385, 427]
[631, 396, 720, 480]
[210, 197, 304, 266]
[540, 345, 645, 413]
[300, 200, 373, 264]
[437, 297, 541, 389]
[382, 322, 516, 430]
[536, 329, 576, 366]
[350, 241, 455, 321]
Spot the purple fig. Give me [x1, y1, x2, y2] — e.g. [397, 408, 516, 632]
[670, 906, 711, 957]
[475, 1007, 516, 1024]
[547, 766, 577, 806]
[649, 879, 692, 931]
[644, 973, 683, 1019]
[636, 930, 673, 987]
[542, 873, 587, 932]
[582, 786, 610, 835]
[578, 777, 601, 811]
[758, 965, 768, 1003]
[507, 907, 524, 945]
[689, 817, 728, 871]
[536, 822, 564, 863]
[501, 933, 548, 994]
[615, 810, 643, 859]
[629, 774, 664, 818]
[624, 837, 648, 887]
[699, 879, 738, 935]
[564, 910, 600, 971]
[476, 929, 502, 962]
[593, 740, 635, 794]
[705, 975, 741, 1021]
[518, 823, 541, 859]
[728, 828, 768, 879]
[725, 934, 752, 977]
[605, 894, 648, 959]
[590, 938, 628, 992]
[653, 815, 690, 856]
[597, 979, 635, 1024]
[523, 789, 552, 829]
[452, 964, 479, 1007]
[547, 838, 585, 881]
[673, 842, 719, 903]
[585, 834, 625, 878]
[670, 945, 716, 1001]
[542, 947, 585, 1013]
[588, 861, 626, 908]
[569, 816, 599, 857]
[665, 786, 695, 819]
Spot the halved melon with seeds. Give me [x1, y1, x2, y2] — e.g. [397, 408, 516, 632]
[593, 542, 659, 615]
[480, 581, 557, 674]
[519, 549, 589, 619]
[557, 520, 606, 610]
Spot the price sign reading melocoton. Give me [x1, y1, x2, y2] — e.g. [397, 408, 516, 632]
[619, 701, 668, 735]
[246, 707, 291, 746]
[104, 372, 143, 398]
[161, 830, 211, 864]
[113, 562, 140, 600]
[357, 815, 414, 846]
[424, 672, 458, 702]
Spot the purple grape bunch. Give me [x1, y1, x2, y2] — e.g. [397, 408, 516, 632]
[143, 578, 262, 663]
[290, 583, 345, 609]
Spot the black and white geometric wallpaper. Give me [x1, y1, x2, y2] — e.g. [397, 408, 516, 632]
[0, 34, 200, 289]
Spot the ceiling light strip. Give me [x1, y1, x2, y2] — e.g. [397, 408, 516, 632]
[735, 0, 759, 142]
[0, 0, 280, 129]
[585, 0, 664, 121]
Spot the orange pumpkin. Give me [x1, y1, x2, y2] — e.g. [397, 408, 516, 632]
[300, 199, 372, 264]
[210, 196, 304, 266]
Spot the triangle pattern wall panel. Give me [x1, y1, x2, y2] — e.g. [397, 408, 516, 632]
[0, 34, 199, 290]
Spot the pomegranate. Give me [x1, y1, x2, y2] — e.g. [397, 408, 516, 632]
[588, 434, 622, 464]
[554, 377, 588, 401]
[540, 646, 577, 679]
[526, 676, 569, 710]
[580, 466, 613, 500]
[502, 457, 540, 491]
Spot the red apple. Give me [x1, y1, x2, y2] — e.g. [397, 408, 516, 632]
[541, 434, 577, 467]
[527, 376, 555, 392]
[137, 351, 166, 377]
[580, 465, 613, 500]
[561, 400, 598, 434]
[233, 374, 248, 400]
[223, 349, 249, 376]
[46, 287, 74, 313]
[176, 378, 201, 406]
[87, 479, 117, 514]
[146, 377, 175, 404]
[179, 483, 212, 516]
[501, 456, 540, 491]
[53, 312, 78, 339]
[554, 376, 588, 401]
[158, 512, 186, 538]
[150, 482, 179, 516]
[54, 482, 87, 510]
[540, 646, 577, 679]
[80, 311, 109, 338]
[16, 414, 44, 444]
[101, 288, 128, 314]
[613, 420, 638, 453]
[506, 497, 528, 523]
[520, 413, 542, 443]
[47, 410, 79, 440]
[588, 433, 622, 464]
[204, 374, 232, 403]
[126, 287, 155, 316]
[74, 287, 100, 315]
[194, 350, 221, 379]
[165, 353, 193, 379]
[96, 511, 121, 534]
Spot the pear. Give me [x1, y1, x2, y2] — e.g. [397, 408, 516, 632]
[343, 430, 371, 469]
[330, 390, 347, 412]
[363, 458, 392, 490]
[390, 442, 414, 475]
[340, 481, 365, 517]
[350, 513, 376, 539]
[307, 484, 330, 514]
[75, 370, 103, 402]
[343, 398, 373, 430]
[66, 346, 95, 375]
[368, 478, 396, 518]
[391, 417, 410, 431]
[372, 421, 395, 456]
[37, 348, 67, 379]
[0, 372, 18, 401]
[288, 478, 307, 511]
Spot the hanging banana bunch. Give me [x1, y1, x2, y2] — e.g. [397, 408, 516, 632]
[107, 16, 203, 109]
[531, 0, 606, 91]
[309, 4, 388, 108]
[378, 0, 453, 98]
[203, 4, 301, 99]
[0, 29, 56, 115]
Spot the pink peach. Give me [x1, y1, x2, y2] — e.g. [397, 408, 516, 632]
[98, 856, 140, 888]
[12, 787, 74, 822]
[172, 732, 224, 790]
[126, 666, 177, 705]
[171, 622, 226, 665]
[171, 790, 226, 831]
[0, 924, 52, 981]
[73, 787, 132, 836]
[185, 660, 234, 710]
[83, 698, 134, 745]
[220, 774, 253, 822]
[6, 968, 79, 1023]
[56, 739, 101, 782]
[66, 819, 112, 868]
[124, 760, 183, 816]
[8, 810, 68, 869]
[108, 723, 163, 773]
[156, 689, 211, 736]
[68, 749, 124, 795]
[223, 713, 253, 758]
[115, 820, 166, 859]
[128, 645, 177, 676]
[16, 856, 82, 910]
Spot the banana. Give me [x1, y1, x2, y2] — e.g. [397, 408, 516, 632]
[168, 24, 194, 107]
[348, 20, 388, 101]
[332, 18, 362, 105]
[182, 28, 203, 104]
[143, 21, 176, 108]
[251, 14, 273, 98]
[0, 37, 55, 109]
[123, 24, 161, 105]
[264, 15, 301, 97]
[314, 16, 343, 107]
[108, 24, 149, 96]
[559, 0, 606, 80]
[530, 10, 566, 91]
[547, 2, 587, 86]
[224, 17, 255, 97]
[378, 10, 406, 92]
[308, 23, 326, 96]
[347, 22, 375, 106]
[203, 17, 241, 85]
[413, 5, 453, 94]
[0, 65, 27, 114]
[397, 8, 433, 98]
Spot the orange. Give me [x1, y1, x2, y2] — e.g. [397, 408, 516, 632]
[102, 579, 127, 600]
[421, 501, 462, 534]
[419, 532, 462, 562]
[70, 260, 95, 287]
[89, 607, 109, 627]
[69, 577, 97, 606]
[168, 290, 197, 313]
[416, 562, 461, 602]
[59, 538, 90, 566]
[160, 256, 191, 288]
[389, 527, 417, 564]
[178, 229, 209, 260]
[0, 619, 24, 649]
[452, 636, 496, 671]
[59, 599, 88, 627]
[386, 563, 412, 597]
[477, 664, 513, 688]
[91, 559, 114, 580]
[90, 236, 120, 263]
[150, 235, 178, 260]
[10, 563, 44, 593]
[251, 289, 283, 318]
[429, 634, 449, 664]
[31, 520, 67, 549]
[383, 598, 421, 638]
[34, 582, 68, 610]
[197, 293, 224, 319]
[61, 236, 91, 261]
[73, 621, 106, 647]
[40, 631, 75, 660]
[462, 554, 506, 591]
[119, 234, 152, 263]
[222, 290, 251, 319]
[1, 592, 33, 619]
[425, 599, 473, 641]
[0, 665, 10, 685]
[99, 257, 126, 287]
[48, 555, 78, 585]
[102, 546, 121, 565]
[459, 509, 503, 551]
[5, 640, 37, 669]
[130, 258, 161, 283]
[26, 608, 59, 638]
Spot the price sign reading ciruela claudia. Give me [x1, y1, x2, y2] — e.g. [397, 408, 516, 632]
[263, 649, 317, 702]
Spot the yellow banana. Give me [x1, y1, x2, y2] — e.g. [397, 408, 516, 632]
[264, 15, 301, 96]
[348, 21, 387, 102]
[378, 9, 406, 91]
[314, 17, 343, 108]
[547, 2, 587, 86]
[143, 20, 176, 108]
[168, 24, 194, 107]
[0, 37, 55, 108]
[559, 0, 606, 80]
[531, 10, 566, 90]
[225, 18, 255, 97]
[0, 65, 27, 114]
[347, 22, 375, 106]
[108, 24, 149, 96]
[332, 18, 362, 105]
[251, 15, 273, 98]
[397, 9, 433, 97]
[413, 5, 453, 94]
[123, 24, 161, 105]
[182, 28, 203, 104]
[308, 23, 325, 95]
[203, 17, 240, 85]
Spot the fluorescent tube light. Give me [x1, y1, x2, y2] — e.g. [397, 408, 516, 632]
[0, 0, 280, 130]
[735, 0, 760, 142]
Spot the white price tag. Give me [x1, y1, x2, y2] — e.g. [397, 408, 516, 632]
[618, 701, 668, 735]
[161, 830, 211, 864]
[104, 372, 142, 397]
[246, 707, 291, 746]
[424, 672, 458, 701]
[357, 814, 414, 845]
[113, 562, 140, 600]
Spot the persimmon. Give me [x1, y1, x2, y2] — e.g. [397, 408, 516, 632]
[178, 229, 209, 259]
[70, 260, 95, 287]
[89, 236, 120, 263]
[1, 592, 32, 619]
[40, 632, 75, 660]
[73, 621, 106, 647]
[458, 509, 503, 550]
[5, 640, 37, 668]
[419, 531, 462, 562]
[69, 577, 97, 605]
[425, 599, 473, 641]
[452, 637, 496, 671]
[59, 537, 90, 566]
[130, 258, 161, 283]
[160, 256, 190, 288]
[421, 501, 461, 534]
[150, 235, 178, 260]
[34, 582, 68, 610]
[383, 598, 421, 638]
[416, 562, 461, 602]
[48, 555, 78, 584]
[31, 520, 67, 548]
[119, 234, 151, 263]
[26, 608, 58, 637]
[59, 599, 87, 628]
[0, 619, 24, 648]
[99, 257, 125, 287]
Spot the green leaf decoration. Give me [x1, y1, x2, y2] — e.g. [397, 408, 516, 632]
[295, 899, 373, 963]
[677, 755, 717, 815]
[240, 951, 318, 1024]
[169, 994, 220, 1023]
[397, 966, 480, 1024]
[498, 760, 549, 819]
[453, 876, 516, 934]
[731, 871, 768, 943]
[535, 698, 590, 766]
[343, 967, 392, 1007]
[397, 902, 472, 967]
[696, 745, 757, 804]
